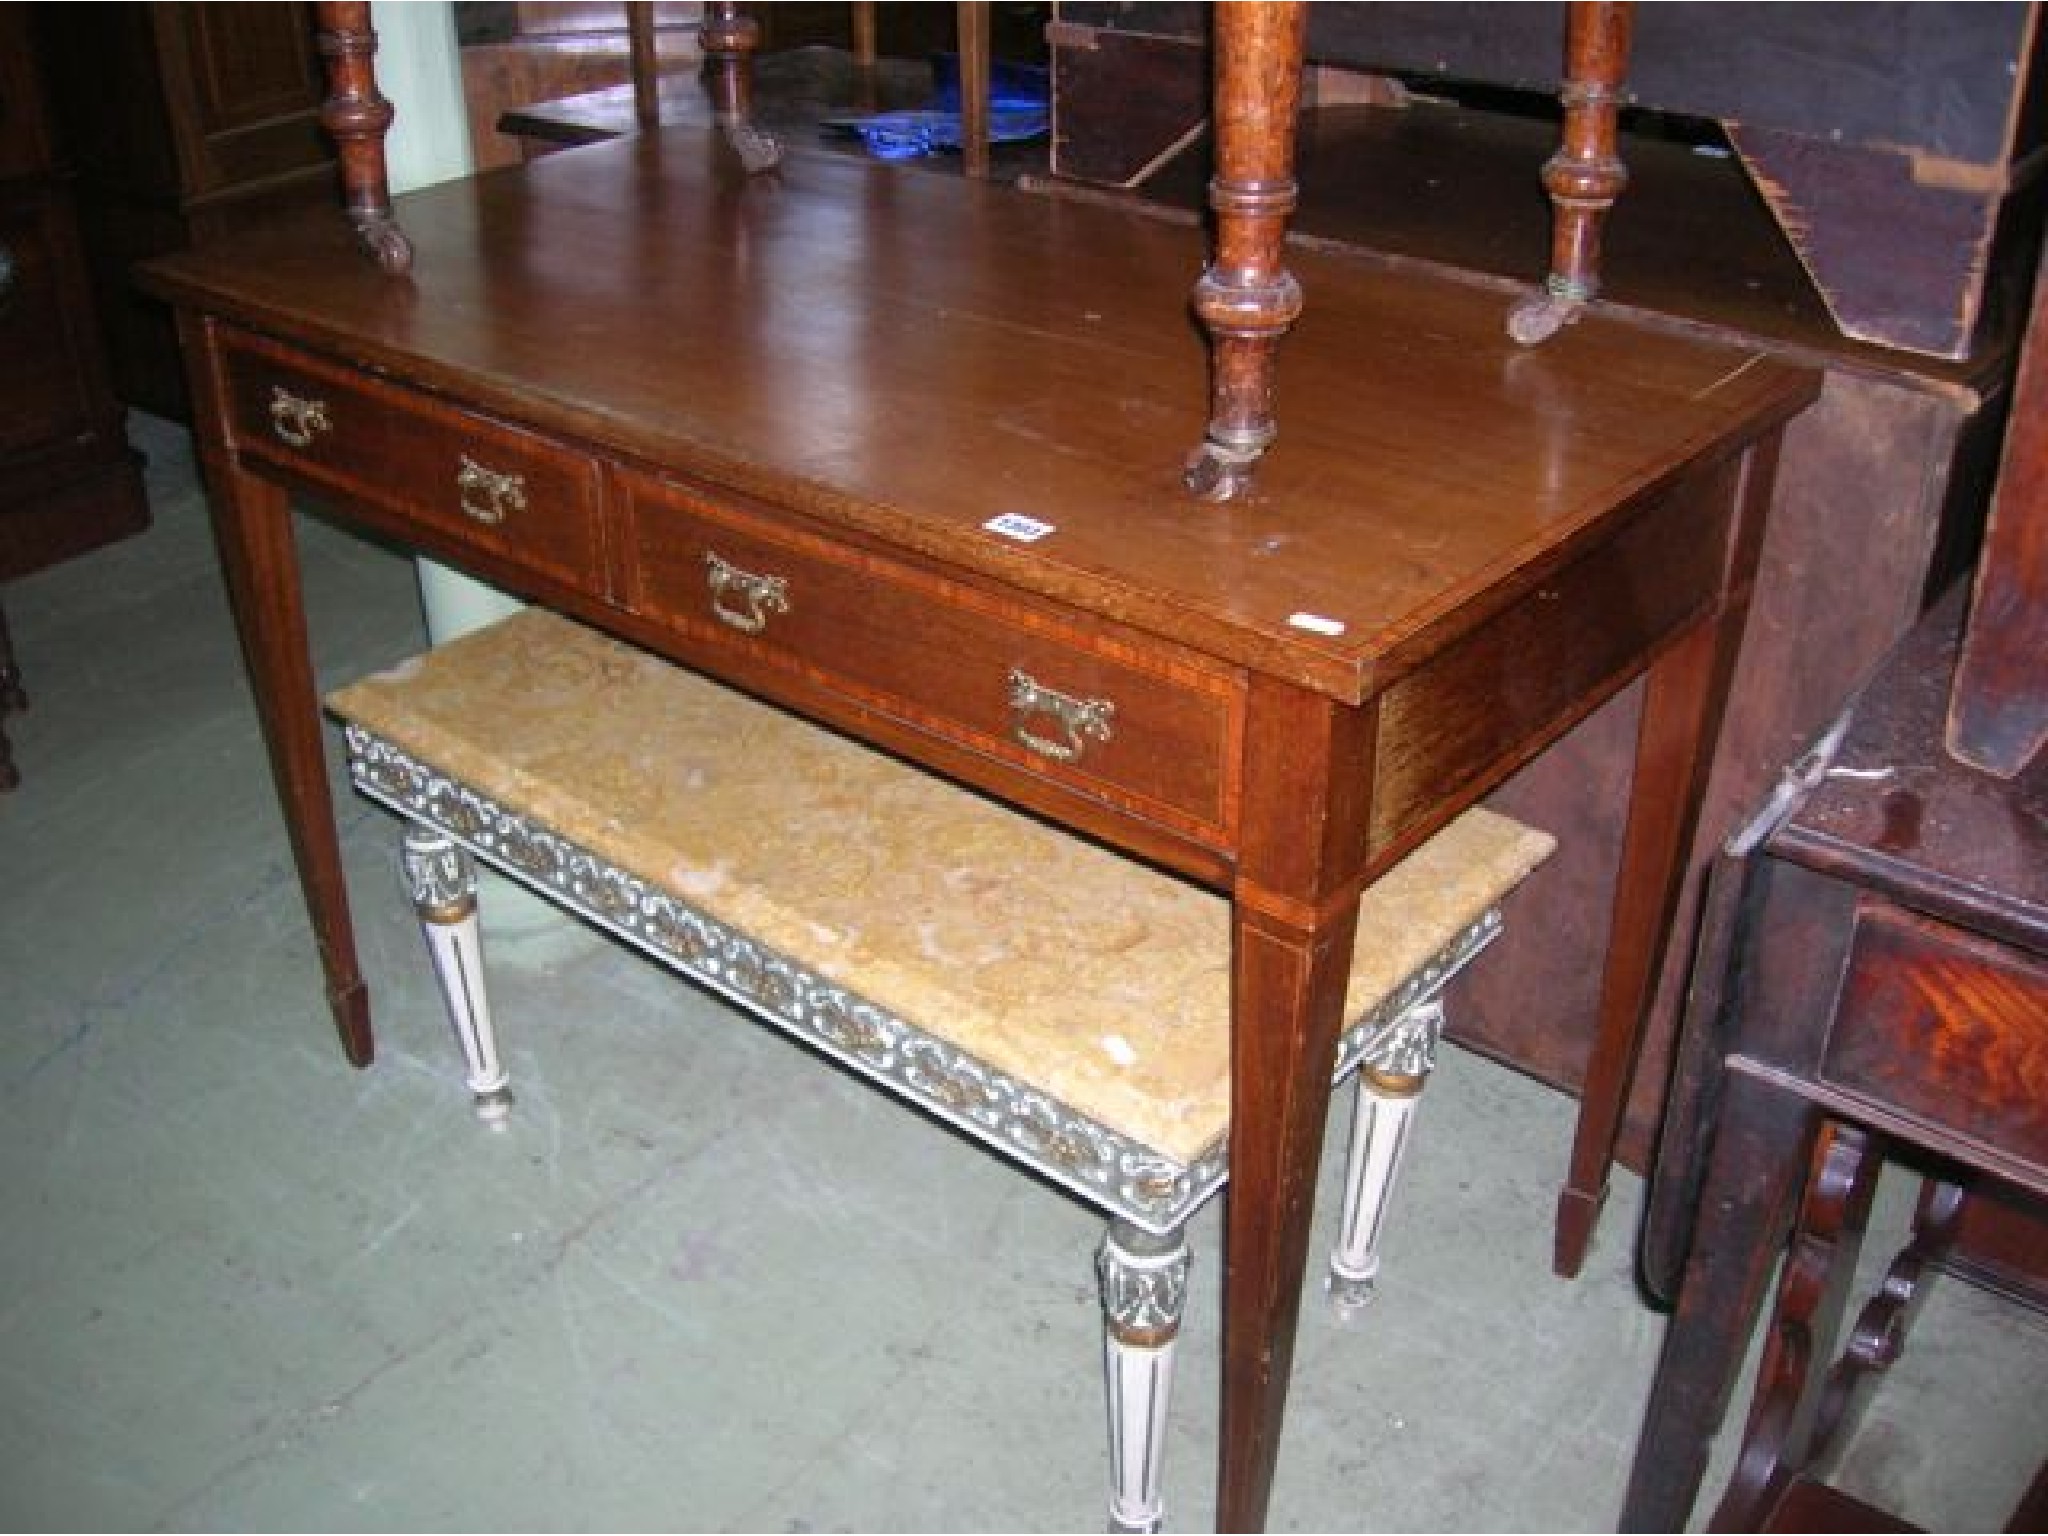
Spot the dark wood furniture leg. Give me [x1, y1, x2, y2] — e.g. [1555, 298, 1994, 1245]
[1714, 1122, 1887, 1530]
[1184, 1, 1307, 503]
[626, 1, 661, 131]
[1219, 677, 1376, 1532]
[0, 597, 22, 792]
[851, 1, 877, 67]
[1554, 437, 1780, 1277]
[1508, 1, 1636, 345]
[313, 2, 413, 275]
[957, 2, 992, 181]
[1947, 243, 2048, 776]
[1621, 1063, 1820, 1532]
[700, 1, 783, 175]
[181, 314, 373, 1067]
[849, 1, 880, 113]
[1716, 1129, 1964, 1531]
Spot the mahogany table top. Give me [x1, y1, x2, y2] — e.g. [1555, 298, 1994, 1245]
[144, 127, 1814, 703]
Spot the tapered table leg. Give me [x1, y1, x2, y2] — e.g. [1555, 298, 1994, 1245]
[181, 313, 373, 1068]
[1555, 438, 1780, 1278]
[1219, 677, 1377, 1531]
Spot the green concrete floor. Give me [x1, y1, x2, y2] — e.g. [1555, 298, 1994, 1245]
[1, 412, 2041, 1532]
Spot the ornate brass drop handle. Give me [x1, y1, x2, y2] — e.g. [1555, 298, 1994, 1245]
[1007, 669, 1115, 765]
[268, 386, 332, 449]
[704, 551, 790, 634]
[456, 455, 526, 525]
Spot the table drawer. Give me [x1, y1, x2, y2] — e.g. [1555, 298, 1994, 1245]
[219, 330, 605, 592]
[618, 468, 1244, 846]
[1825, 901, 2048, 1174]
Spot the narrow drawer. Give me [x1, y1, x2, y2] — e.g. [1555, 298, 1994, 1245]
[618, 468, 1244, 847]
[1824, 901, 2048, 1173]
[219, 329, 605, 592]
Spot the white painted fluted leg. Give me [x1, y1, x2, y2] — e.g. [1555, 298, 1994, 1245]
[1327, 998, 1443, 1318]
[400, 826, 512, 1121]
[1097, 1220, 1190, 1535]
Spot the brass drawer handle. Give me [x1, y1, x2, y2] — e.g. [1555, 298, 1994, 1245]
[1007, 668, 1115, 765]
[268, 386, 332, 449]
[456, 455, 526, 525]
[704, 551, 790, 634]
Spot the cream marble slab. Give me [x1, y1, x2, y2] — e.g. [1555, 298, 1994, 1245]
[328, 610, 1553, 1167]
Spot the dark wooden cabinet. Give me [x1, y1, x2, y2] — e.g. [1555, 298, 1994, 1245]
[0, 2, 152, 788]
[29, 2, 339, 419]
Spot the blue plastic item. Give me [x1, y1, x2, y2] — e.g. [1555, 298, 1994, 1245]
[822, 53, 1049, 162]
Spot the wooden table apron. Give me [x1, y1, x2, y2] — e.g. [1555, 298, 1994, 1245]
[146, 129, 1815, 1533]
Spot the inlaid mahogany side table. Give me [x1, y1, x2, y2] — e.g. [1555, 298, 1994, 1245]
[142, 21, 1815, 1531]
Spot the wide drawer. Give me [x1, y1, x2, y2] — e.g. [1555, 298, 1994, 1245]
[219, 329, 605, 592]
[618, 468, 1245, 848]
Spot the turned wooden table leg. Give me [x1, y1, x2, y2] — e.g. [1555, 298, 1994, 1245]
[1508, 1, 1634, 345]
[313, 2, 413, 275]
[701, 1, 783, 175]
[1185, 1, 1306, 504]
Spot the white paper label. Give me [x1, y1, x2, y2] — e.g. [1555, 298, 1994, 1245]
[983, 512, 1057, 543]
[1288, 612, 1347, 637]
